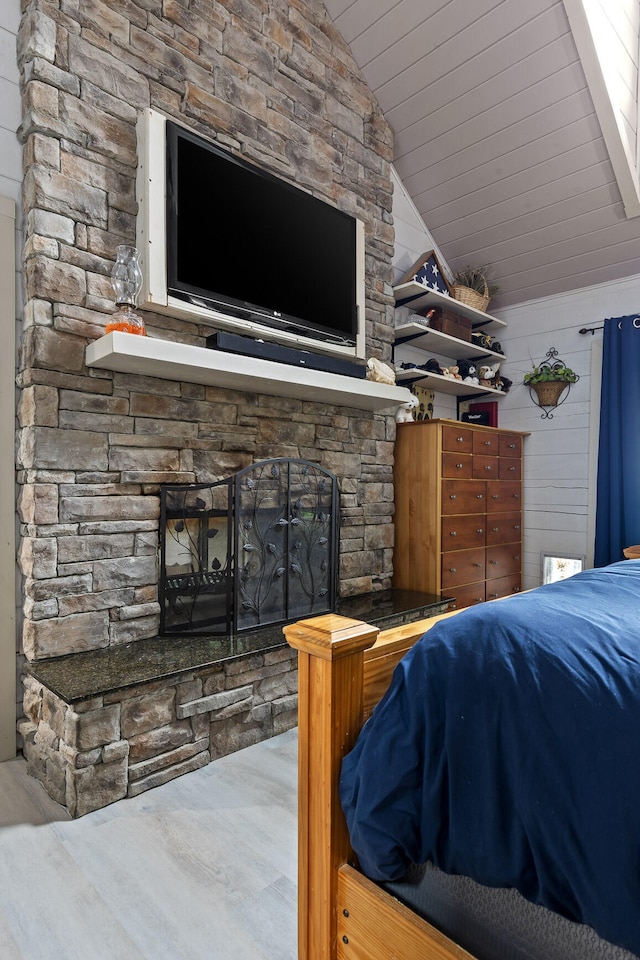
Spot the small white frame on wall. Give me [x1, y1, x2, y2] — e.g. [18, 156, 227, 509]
[541, 553, 585, 585]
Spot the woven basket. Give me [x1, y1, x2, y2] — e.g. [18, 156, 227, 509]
[530, 380, 569, 407]
[451, 279, 490, 313]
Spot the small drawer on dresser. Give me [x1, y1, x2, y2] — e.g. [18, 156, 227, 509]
[499, 435, 522, 459]
[442, 425, 473, 454]
[486, 573, 521, 601]
[442, 514, 486, 548]
[486, 543, 521, 579]
[473, 431, 499, 455]
[486, 480, 522, 512]
[442, 452, 473, 478]
[445, 581, 486, 610]
[473, 455, 499, 479]
[442, 479, 486, 514]
[441, 547, 485, 588]
[486, 512, 521, 545]
[499, 458, 521, 480]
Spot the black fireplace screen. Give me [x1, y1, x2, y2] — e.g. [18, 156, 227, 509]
[159, 458, 339, 634]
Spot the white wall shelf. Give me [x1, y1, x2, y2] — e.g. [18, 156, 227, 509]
[394, 320, 505, 362]
[85, 333, 412, 411]
[394, 367, 506, 398]
[393, 282, 506, 332]
[393, 286, 509, 402]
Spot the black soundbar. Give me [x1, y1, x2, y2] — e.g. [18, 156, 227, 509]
[205, 331, 366, 379]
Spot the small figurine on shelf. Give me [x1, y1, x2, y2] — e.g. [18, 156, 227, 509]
[457, 359, 479, 384]
[423, 358, 443, 375]
[106, 245, 146, 336]
[395, 395, 419, 423]
[366, 357, 396, 384]
[478, 363, 499, 388]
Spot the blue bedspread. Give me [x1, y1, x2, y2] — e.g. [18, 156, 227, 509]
[340, 561, 640, 956]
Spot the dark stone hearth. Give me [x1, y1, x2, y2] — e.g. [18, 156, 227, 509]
[26, 590, 447, 705]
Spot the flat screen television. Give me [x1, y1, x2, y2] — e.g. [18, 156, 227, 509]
[136, 109, 366, 359]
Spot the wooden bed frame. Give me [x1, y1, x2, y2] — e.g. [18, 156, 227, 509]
[284, 609, 475, 960]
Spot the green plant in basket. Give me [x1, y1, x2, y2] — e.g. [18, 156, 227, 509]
[524, 363, 579, 384]
[452, 264, 500, 299]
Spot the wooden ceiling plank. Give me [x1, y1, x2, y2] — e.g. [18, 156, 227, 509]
[397, 83, 592, 189]
[423, 140, 612, 229]
[436, 180, 621, 255]
[493, 242, 640, 306]
[388, 6, 573, 135]
[321, 0, 408, 44]
[392, 33, 579, 158]
[418, 115, 606, 214]
[357, 0, 506, 93]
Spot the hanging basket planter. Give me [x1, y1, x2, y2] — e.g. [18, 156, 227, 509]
[524, 348, 579, 419]
[530, 379, 569, 407]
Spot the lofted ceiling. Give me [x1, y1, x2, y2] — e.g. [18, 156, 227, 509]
[324, 0, 640, 309]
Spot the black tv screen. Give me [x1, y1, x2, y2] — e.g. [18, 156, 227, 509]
[165, 121, 359, 347]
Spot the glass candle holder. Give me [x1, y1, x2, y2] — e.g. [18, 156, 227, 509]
[106, 245, 146, 335]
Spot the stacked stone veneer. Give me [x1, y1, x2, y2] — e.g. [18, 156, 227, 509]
[15, 0, 396, 809]
[20, 646, 296, 817]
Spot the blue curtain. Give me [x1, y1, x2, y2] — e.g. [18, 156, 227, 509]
[594, 314, 640, 566]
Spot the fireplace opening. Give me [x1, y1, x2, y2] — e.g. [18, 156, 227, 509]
[159, 458, 339, 635]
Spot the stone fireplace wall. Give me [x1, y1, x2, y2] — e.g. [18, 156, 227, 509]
[16, 2, 395, 672]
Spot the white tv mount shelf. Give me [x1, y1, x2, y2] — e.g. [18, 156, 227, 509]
[85, 333, 412, 411]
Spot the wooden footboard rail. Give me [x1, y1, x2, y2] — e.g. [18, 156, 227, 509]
[284, 610, 469, 960]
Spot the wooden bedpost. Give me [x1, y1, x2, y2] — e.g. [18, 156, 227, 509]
[284, 614, 379, 960]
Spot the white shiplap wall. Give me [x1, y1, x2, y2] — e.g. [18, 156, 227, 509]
[0, 0, 20, 760]
[477, 274, 640, 589]
[391, 167, 458, 421]
[0, 0, 22, 311]
[392, 165, 640, 590]
[0, 3, 21, 203]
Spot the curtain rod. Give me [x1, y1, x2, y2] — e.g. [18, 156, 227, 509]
[579, 325, 604, 335]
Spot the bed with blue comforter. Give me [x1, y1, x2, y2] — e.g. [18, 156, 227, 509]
[340, 560, 640, 957]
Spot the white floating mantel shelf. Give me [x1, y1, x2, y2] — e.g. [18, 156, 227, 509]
[85, 333, 412, 411]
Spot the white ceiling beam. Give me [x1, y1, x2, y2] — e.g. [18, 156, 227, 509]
[563, 0, 640, 217]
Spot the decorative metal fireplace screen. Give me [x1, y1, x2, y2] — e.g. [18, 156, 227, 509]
[159, 458, 339, 634]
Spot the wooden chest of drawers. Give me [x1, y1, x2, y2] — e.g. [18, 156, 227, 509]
[394, 419, 527, 610]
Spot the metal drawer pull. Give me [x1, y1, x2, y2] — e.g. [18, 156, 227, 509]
[490, 560, 498, 565]
[484, 440, 490, 446]
[450, 494, 457, 499]
[450, 531, 457, 536]
[490, 592, 498, 598]
[457, 463, 463, 468]
[492, 494, 499, 499]
[515, 555, 520, 561]
[514, 494, 520, 500]
[474, 562, 482, 567]
[477, 494, 483, 499]
[477, 528, 483, 534]
[509, 466, 516, 471]
[456, 436, 464, 442]
[485, 465, 491, 471]
[508, 443, 516, 449]
[492, 526, 499, 532]
[515, 524, 520, 530]
[449, 567, 457, 573]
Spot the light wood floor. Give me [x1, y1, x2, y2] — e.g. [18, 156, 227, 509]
[0, 728, 298, 960]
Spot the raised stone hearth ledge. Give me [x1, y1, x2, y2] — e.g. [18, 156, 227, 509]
[19, 590, 446, 817]
[86, 333, 412, 410]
